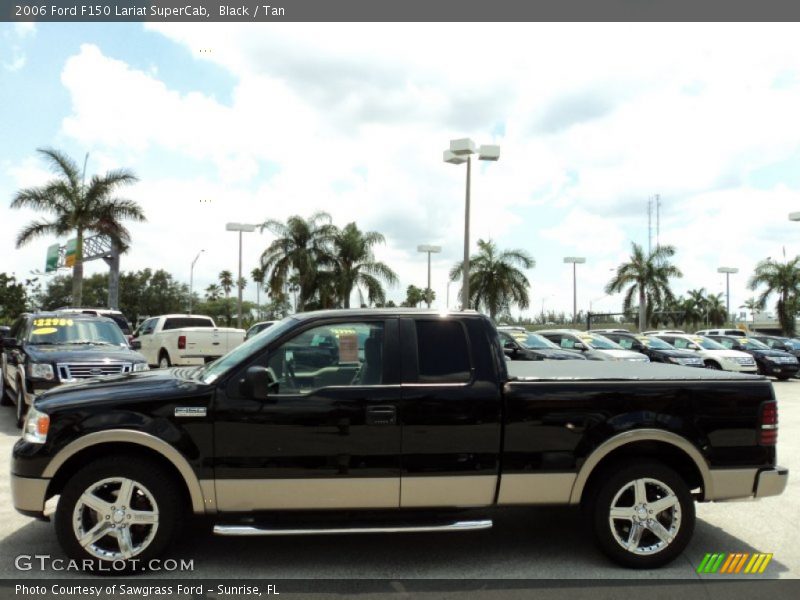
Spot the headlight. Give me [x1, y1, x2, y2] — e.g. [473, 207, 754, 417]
[26, 363, 54, 381]
[22, 407, 49, 444]
[667, 357, 681, 364]
[133, 362, 149, 372]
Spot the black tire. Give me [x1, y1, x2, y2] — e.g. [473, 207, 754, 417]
[15, 380, 27, 428]
[158, 352, 171, 369]
[55, 455, 185, 573]
[586, 459, 695, 569]
[705, 361, 721, 370]
[0, 372, 11, 406]
[776, 374, 792, 381]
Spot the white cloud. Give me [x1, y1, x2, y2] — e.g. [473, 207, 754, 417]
[4, 23, 800, 317]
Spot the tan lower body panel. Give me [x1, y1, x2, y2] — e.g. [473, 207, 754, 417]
[400, 476, 497, 508]
[215, 478, 400, 511]
[496, 473, 577, 505]
[709, 468, 757, 501]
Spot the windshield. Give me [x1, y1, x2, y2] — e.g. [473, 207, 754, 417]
[695, 337, 726, 350]
[26, 317, 127, 346]
[521, 333, 560, 349]
[198, 316, 298, 383]
[581, 334, 622, 350]
[638, 336, 672, 350]
[740, 338, 770, 350]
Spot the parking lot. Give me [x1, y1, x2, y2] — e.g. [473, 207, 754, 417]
[0, 379, 798, 582]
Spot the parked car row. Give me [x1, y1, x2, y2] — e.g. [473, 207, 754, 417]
[498, 326, 800, 379]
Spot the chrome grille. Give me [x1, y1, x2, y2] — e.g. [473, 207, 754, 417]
[734, 357, 755, 365]
[57, 362, 132, 381]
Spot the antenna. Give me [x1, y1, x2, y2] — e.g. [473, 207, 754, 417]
[647, 197, 652, 254]
[656, 194, 660, 248]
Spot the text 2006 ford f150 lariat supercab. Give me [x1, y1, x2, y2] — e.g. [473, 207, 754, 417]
[11, 310, 788, 570]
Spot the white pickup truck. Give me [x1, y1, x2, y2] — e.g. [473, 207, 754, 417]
[131, 315, 245, 368]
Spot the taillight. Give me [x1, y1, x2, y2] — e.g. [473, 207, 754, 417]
[759, 400, 778, 445]
[178, 335, 186, 350]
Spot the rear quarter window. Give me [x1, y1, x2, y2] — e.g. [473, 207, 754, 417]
[415, 320, 471, 383]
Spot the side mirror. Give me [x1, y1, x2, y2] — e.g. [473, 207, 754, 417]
[130, 340, 142, 350]
[1, 337, 19, 349]
[574, 342, 586, 351]
[503, 347, 517, 358]
[241, 366, 275, 399]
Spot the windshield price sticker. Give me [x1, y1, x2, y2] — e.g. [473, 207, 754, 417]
[338, 334, 359, 362]
[33, 318, 73, 327]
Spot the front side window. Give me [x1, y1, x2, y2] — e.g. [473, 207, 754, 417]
[415, 320, 471, 383]
[266, 322, 385, 394]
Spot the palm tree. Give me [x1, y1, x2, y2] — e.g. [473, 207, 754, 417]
[449, 239, 534, 321]
[11, 148, 143, 306]
[740, 297, 763, 324]
[332, 222, 398, 308]
[605, 243, 682, 331]
[706, 293, 728, 327]
[748, 257, 800, 336]
[205, 284, 222, 301]
[258, 212, 337, 311]
[219, 270, 234, 299]
[251, 266, 266, 318]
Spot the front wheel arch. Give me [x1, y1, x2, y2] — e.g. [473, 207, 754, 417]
[45, 440, 201, 514]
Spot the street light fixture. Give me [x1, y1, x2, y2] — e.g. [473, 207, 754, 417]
[717, 266, 739, 326]
[417, 244, 442, 308]
[563, 257, 586, 323]
[189, 249, 205, 314]
[443, 138, 500, 310]
[226, 222, 257, 328]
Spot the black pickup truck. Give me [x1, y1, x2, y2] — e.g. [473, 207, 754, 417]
[11, 309, 787, 571]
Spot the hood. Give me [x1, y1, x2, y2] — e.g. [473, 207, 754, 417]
[526, 348, 588, 360]
[706, 349, 754, 358]
[35, 367, 209, 412]
[23, 342, 146, 364]
[655, 348, 701, 359]
[596, 349, 649, 361]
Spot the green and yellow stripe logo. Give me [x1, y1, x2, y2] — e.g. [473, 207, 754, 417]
[697, 552, 773, 574]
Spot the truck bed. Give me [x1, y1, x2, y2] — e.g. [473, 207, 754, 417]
[507, 360, 766, 381]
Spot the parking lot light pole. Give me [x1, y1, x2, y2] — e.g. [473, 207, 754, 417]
[564, 257, 586, 323]
[189, 249, 205, 314]
[417, 244, 442, 308]
[789, 212, 800, 222]
[226, 223, 257, 329]
[717, 267, 739, 326]
[444, 138, 500, 310]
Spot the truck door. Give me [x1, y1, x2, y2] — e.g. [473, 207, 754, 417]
[213, 318, 402, 510]
[399, 317, 503, 508]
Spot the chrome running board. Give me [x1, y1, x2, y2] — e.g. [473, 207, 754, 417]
[213, 519, 493, 536]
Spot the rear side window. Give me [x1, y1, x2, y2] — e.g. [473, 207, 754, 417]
[415, 320, 471, 383]
[163, 317, 215, 330]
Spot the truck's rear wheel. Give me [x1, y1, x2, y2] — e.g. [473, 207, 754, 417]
[158, 352, 171, 369]
[55, 456, 184, 572]
[587, 460, 695, 569]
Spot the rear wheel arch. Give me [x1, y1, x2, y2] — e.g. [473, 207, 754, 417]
[572, 430, 711, 505]
[44, 432, 209, 514]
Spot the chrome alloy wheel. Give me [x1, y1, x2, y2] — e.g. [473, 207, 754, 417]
[72, 477, 160, 560]
[608, 477, 681, 556]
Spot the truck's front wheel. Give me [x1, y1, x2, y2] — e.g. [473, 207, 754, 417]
[588, 460, 695, 569]
[55, 456, 184, 572]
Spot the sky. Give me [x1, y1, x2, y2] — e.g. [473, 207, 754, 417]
[1, 22, 800, 320]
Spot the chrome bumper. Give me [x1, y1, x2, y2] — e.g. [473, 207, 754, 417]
[709, 466, 788, 501]
[755, 466, 789, 498]
[11, 473, 50, 517]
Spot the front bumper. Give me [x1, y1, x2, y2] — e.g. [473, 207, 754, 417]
[11, 473, 50, 518]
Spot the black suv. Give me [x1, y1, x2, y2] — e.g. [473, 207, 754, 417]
[498, 330, 587, 361]
[600, 332, 704, 367]
[1, 313, 148, 427]
[706, 335, 800, 380]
